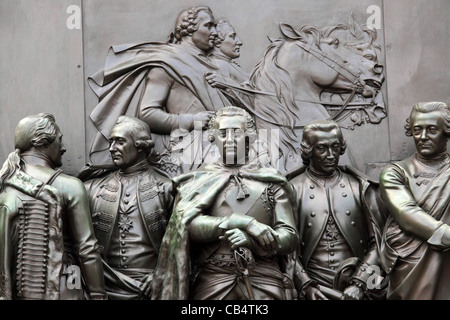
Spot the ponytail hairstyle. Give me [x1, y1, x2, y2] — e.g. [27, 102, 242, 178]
[0, 113, 57, 192]
[0, 149, 22, 192]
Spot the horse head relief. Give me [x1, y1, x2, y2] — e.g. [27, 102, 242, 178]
[247, 15, 387, 172]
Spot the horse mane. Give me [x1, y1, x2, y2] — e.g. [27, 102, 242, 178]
[248, 39, 300, 157]
[303, 23, 380, 51]
[299, 25, 323, 48]
[247, 20, 381, 164]
[360, 25, 381, 50]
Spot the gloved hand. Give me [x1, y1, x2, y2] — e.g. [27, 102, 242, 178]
[245, 220, 280, 254]
[220, 228, 254, 250]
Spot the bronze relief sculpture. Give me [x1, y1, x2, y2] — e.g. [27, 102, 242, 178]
[287, 120, 387, 300]
[207, 16, 387, 172]
[209, 20, 249, 85]
[379, 101, 450, 300]
[0, 114, 106, 300]
[88, 6, 235, 176]
[83, 116, 174, 299]
[1, 4, 448, 302]
[88, 7, 387, 175]
[151, 106, 299, 300]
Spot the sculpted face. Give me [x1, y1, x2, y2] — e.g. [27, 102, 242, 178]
[218, 24, 242, 59]
[411, 111, 448, 158]
[309, 129, 341, 175]
[44, 128, 66, 168]
[191, 11, 217, 51]
[214, 115, 247, 165]
[109, 123, 140, 168]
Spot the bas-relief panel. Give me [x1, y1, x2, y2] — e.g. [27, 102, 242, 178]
[82, 0, 390, 177]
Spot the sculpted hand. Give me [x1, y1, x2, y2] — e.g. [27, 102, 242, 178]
[245, 220, 280, 254]
[304, 285, 328, 300]
[139, 273, 153, 298]
[343, 284, 365, 300]
[428, 223, 450, 251]
[441, 225, 450, 247]
[192, 111, 215, 130]
[219, 228, 253, 250]
[205, 72, 226, 89]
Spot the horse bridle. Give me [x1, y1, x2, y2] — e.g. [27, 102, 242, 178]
[214, 38, 378, 129]
[294, 39, 378, 122]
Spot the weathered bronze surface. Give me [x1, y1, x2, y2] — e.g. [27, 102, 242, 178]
[83, 116, 174, 299]
[0, 114, 106, 300]
[379, 102, 450, 300]
[151, 106, 299, 300]
[287, 120, 388, 300]
[0, 2, 449, 302]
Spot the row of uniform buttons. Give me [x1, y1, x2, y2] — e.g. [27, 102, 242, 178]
[326, 216, 339, 268]
[306, 212, 364, 243]
[306, 211, 356, 226]
[123, 192, 131, 204]
[301, 181, 367, 271]
[303, 213, 366, 268]
[309, 210, 351, 217]
[119, 190, 132, 268]
[309, 181, 347, 197]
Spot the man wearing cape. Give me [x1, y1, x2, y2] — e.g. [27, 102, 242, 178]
[151, 106, 299, 300]
[87, 6, 232, 175]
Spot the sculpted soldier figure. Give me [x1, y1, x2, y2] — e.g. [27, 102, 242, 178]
[84, 116, 174, 299]
[379, 101, 450, 300]
[206, 20, 255, 112]
[287, 120, 386, 300]
[152, 106, 299, 300]
[88, 5, 234, 175]
[0, 113, 106, 300]
[209, 20, 249, 84]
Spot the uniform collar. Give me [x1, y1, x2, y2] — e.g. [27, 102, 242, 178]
[415, 152, 450, 170]
[307, 166, 340, 187]
[20, 151, 55, 169]
[118, 159, 150, 177]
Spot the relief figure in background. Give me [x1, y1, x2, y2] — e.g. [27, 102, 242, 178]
[88, 6, 235, 176]
[209, 20, 249, 85]
[207, 16, 386, 173]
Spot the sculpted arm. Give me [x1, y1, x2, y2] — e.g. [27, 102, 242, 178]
[288, 182, 327, 300]
[189, 185, 299, 256]
[188, 214, 261, 253]
[270, 185, 300, 255]
[360, 185, 386, 266]
[64, 178, 106, 299]
[380, 165, 445, 241]
[138, 67, 194, 134]
[342, 185, 387, 299]
[189, 214, 292, 257]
